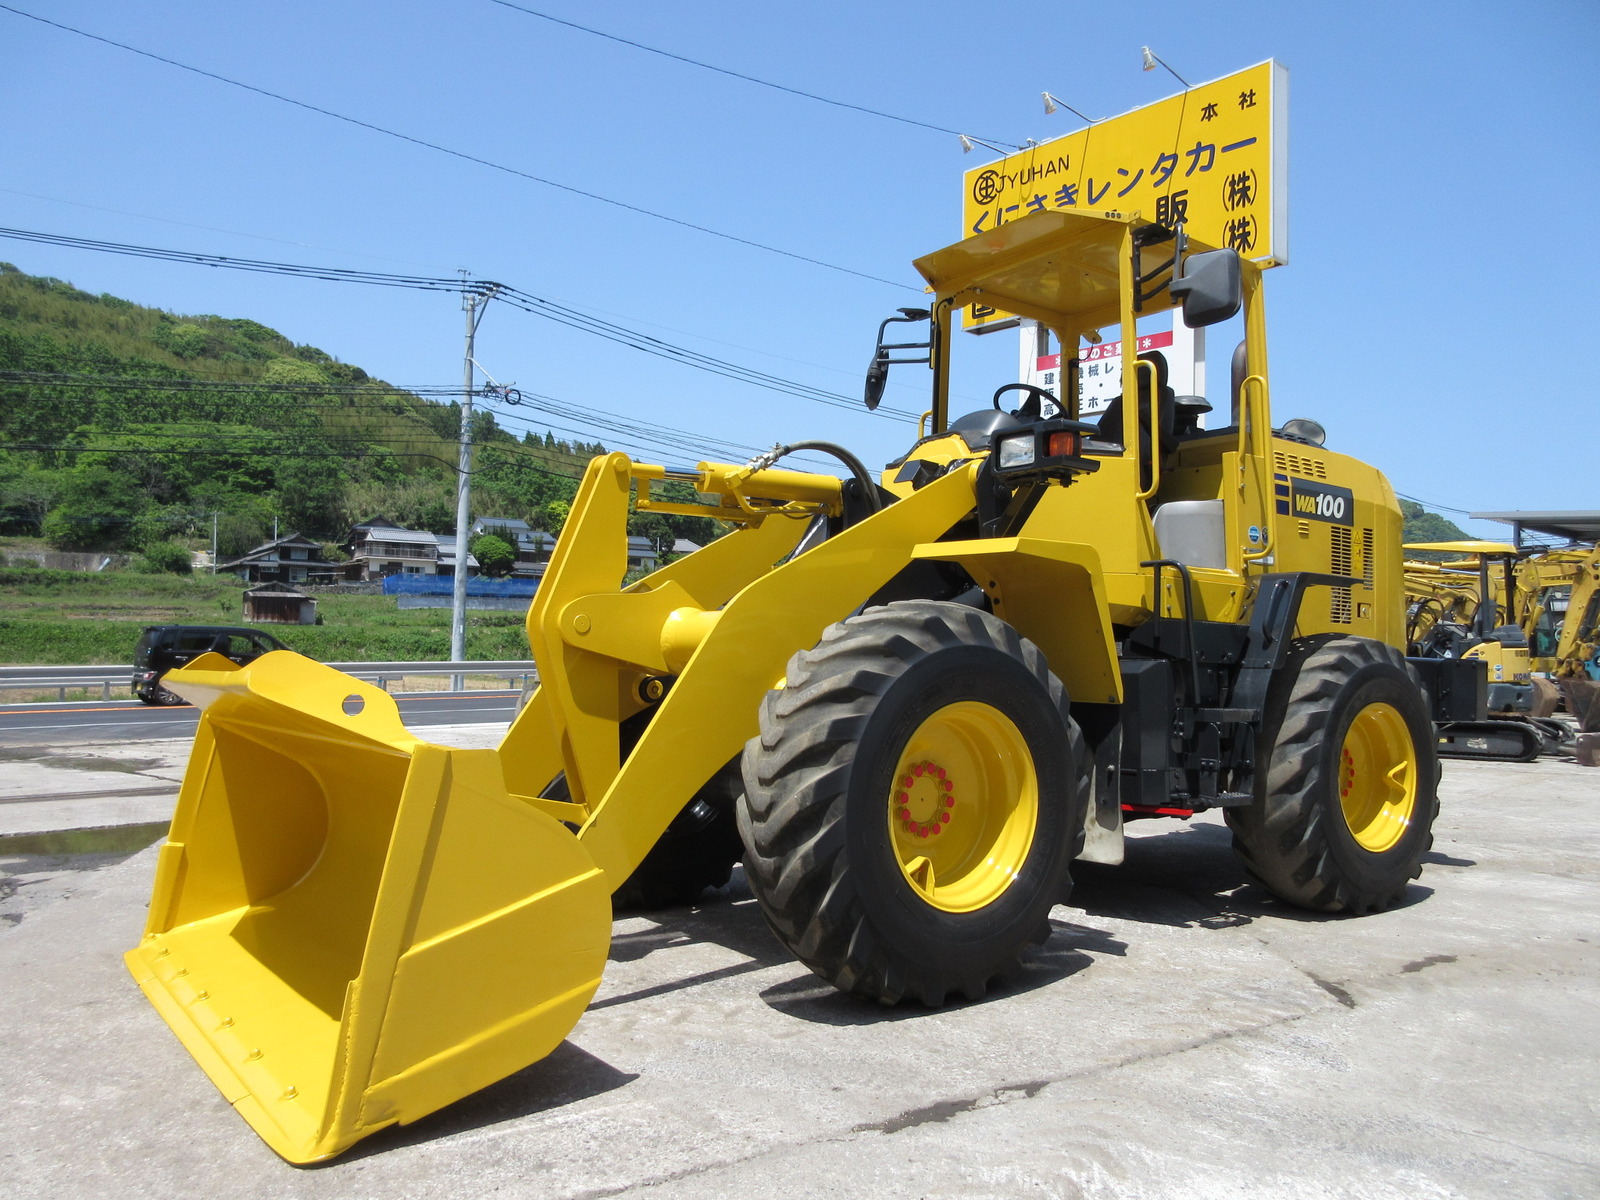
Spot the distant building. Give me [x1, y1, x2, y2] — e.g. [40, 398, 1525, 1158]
[217, 532, 338, 584]
[243, 583, 317, 625]
[433, 534, 480, 579]
[341, 517, 443, 581]
[627, 535, 659, 573]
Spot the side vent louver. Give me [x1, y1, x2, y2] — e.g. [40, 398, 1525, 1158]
[1272, 451, 1328, 479]
[1331, 525, 1354, 623]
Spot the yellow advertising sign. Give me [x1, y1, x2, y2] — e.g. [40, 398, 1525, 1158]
[961, 60, 1286, 328]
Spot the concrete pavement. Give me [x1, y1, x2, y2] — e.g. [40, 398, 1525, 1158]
[1, 741, 1596, 1198]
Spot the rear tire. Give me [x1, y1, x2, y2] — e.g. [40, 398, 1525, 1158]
[739, 601, 1086, 1006]
[1226, 636, 1438, 914]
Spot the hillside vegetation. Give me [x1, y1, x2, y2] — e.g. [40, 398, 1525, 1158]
[0, 263, 717, 559]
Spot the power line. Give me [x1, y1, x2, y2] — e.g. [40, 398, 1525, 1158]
[488, 1, 1021, 149]
[0, 369, 807, 465]
[493, 286, 917, 419]
[0, 227, 477, 293]
[0, 186, 458, 273]
[1396, 492, 1481, 519]
[0, 4, 915, 291]
[1, 438, 589, 482]
[0, 227, 916, 420]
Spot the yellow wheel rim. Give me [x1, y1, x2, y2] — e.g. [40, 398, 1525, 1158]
[1337, 701, 1418, 853]
[886, 701, 1038, 912]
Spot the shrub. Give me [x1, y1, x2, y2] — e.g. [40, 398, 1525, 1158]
[138, 541, 193, 575]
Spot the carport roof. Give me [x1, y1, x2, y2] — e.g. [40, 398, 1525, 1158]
[1472, 511, 1600, 544]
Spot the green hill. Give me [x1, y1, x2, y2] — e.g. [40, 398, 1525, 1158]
[0, 262, 600, 556]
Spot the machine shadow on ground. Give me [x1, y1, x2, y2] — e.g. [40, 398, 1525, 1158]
[1071, 820, 1438, 930]
[329, 1041, 639, 1166]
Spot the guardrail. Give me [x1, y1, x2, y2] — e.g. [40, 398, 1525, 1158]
[0, 661, 539, 702]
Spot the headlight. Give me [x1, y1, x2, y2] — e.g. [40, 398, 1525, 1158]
[996, 434, 1036, 471]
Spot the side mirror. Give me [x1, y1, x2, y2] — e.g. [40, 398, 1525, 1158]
[864, 351, 889, 410]
[1170, 248, 1242, 327]
[862, 309, 932, 410]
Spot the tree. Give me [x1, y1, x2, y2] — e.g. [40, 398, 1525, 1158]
[40, 465, 148, 550]
[0, 461, 65, 534]
[274, 457, 348, 539]
[470, 533, 516, 577]
[538, 499, 570, 536]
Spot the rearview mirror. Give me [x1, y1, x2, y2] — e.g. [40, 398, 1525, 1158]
[861, 309, 932, 410]
[1170, 248, 1242, 327]
[864, 351, 889, 410]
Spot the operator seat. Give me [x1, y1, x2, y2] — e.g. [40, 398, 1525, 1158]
[1095, 350, 1175, 492]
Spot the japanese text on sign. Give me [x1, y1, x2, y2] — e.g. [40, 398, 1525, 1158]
[962, 60, 1286, 329]
[1035, 330, 1174, 417]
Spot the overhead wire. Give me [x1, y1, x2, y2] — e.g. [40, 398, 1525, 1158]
[487, 1, 1022, 148]
[0, 369, 807, 466]
[0, 227, 918, 421]
[0, 4, 916, 291]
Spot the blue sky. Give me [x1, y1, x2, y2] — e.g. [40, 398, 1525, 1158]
[3, 1, 1595, 536]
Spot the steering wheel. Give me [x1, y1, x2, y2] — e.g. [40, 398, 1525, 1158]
[991, 383, 1056, 421]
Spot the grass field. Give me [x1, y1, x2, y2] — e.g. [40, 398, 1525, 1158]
[0, 568, 534, 665]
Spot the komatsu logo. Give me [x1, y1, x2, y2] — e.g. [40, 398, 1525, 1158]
[1291, 479, 1354, 525]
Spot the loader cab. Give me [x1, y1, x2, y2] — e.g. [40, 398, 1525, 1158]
[901, 209, 1278, 598]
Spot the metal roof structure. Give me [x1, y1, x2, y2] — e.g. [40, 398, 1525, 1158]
[1471, 511, 1600, 547]
[357, 527, 438, 545]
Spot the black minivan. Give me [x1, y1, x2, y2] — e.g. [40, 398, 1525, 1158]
[131, 625, 289, 705]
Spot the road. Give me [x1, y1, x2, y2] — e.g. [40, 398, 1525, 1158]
[0, 690, 519, 746]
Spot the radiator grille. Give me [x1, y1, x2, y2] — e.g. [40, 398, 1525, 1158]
[1331, 525, 1353, 623]
[1273, 451, 1327, 479]
[1362, 527, 1375, 590]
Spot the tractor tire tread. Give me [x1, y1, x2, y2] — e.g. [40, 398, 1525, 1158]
[739, 600, 1086, 1006]
[1226, 636, 1438, 914]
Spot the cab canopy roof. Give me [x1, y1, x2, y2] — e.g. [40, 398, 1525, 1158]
[912, 208, 1227, 331]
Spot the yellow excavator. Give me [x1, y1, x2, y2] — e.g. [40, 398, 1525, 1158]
[1517, 545, 1600, 729]
[126, 207, 1455, 1162]
[1404, 541, 1571, 761]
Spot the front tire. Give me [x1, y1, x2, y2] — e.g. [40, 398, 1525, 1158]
[739, 601, 1087, 1006]
[1226, 636, 1438, 914]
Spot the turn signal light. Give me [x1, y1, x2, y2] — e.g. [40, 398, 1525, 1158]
[1045, 430, 1080, 457]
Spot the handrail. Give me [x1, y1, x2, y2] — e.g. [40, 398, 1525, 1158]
[1238, 373, 1274, 563]
[1133, 358, 1161, 501]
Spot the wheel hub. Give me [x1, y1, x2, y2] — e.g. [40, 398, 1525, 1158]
[894, 761, 955, 838]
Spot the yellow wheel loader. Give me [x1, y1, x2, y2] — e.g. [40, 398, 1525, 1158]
[127, 208, 1451, 1163]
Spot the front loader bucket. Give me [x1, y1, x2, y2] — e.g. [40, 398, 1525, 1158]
[124, 652, 611, 1163]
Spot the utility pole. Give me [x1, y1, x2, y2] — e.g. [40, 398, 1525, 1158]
[451, 277, 500, 687]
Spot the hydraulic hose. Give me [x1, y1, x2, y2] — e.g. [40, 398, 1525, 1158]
[766, 441, 884, 514]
